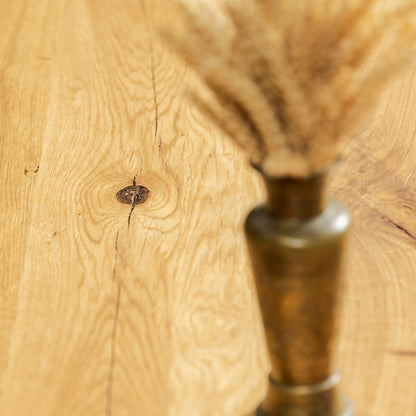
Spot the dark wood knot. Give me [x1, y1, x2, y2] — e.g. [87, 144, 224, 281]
[116, 185, 149, 205]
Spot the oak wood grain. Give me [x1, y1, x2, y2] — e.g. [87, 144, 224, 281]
[1, 0, 415, 415]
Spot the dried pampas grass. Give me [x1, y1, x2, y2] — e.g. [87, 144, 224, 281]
[165, 0, 416, 178]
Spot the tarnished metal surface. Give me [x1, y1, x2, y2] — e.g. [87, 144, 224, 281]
[245, 175, 353, 415]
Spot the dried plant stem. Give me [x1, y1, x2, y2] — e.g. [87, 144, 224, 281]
[165, 0, 416, 178]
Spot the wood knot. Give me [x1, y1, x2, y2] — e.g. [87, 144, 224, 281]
[116, 185, 149, 205]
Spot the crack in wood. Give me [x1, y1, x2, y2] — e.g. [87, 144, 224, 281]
[112, 231, 119, 281]
[127, 199, 136, 230]
[105, 280, 121, 416]
[24, 165, 40, 176]
[106, 234, 122, 416]
[128, 173, 140, 229]
[140, 0, 160, 151]
[389, 350, 416, 357]
[150, 48, 159, 145]
[382, 216, 415, 240]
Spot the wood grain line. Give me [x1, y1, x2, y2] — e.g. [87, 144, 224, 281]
[403, 169, 415, 190]
[2, 1, 416, 415]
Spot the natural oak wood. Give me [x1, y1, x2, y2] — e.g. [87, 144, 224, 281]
[1, 1, 415, 415]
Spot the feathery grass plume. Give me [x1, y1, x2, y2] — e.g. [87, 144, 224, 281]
[165, 0, 416, 178]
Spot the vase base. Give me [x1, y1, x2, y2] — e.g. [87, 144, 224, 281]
[256, 395, 354, 416]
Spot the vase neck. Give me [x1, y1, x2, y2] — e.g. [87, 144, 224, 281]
[263, 175, 327, 219]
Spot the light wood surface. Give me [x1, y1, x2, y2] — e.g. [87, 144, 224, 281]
[1, 1, 415, 415]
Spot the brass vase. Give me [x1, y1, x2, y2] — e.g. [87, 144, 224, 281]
[245, 171, 354, 416]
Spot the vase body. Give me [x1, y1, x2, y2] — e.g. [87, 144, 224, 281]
[245, 175, 354, 416]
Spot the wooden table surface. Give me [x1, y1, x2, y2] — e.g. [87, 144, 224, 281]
[1, 1, 415, 415]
